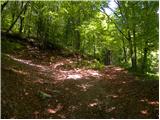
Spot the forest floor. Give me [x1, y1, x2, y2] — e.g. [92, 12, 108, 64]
[1, 38, 159, 119]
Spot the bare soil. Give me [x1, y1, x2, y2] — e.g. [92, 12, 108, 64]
[1, 41, 159, 119]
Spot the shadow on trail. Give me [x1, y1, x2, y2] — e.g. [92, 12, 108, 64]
[1, 42, 159, 119]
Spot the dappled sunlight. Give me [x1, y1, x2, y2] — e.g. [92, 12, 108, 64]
[5, 53, 104, 81]
[88, 99, 99, 107]
[67, 74, 82, 80]
[105, 107, 116, 113]
[106, 94, 118, 99]
[66, 59, 74, 64]
[47, 108, 57, 114]
[1, 0, 159, 118]
[148, 101, 159, 106]
[140, 110, 148, 115]
[114, 67, 124, 71]
[104, 66, 127, 74]
[6, 54, 48, 71]
[6, 54, 31, 64]
[57, 69, 102, 80]
[33, 111, 39, 118]
[52, 62, 64, 69]
[122, 81, 126, 84]
[77, 83, 94, 92]
[4, 53, 131, 83]
[9, 68, 28, 75]
[2, 42, 158, 119]
[140, 99, 159, 107]
[88, 102, 98, 107]
[68, 105, 77, 112]
[57, 114, 66, 119]
[50, 62, 103, 80]
[33, 79, 44, 84]
[47, 103, 63, 114]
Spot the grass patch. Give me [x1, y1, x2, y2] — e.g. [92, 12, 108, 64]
[134, 72, 159, 81]
[144, 72, 159, 80]
[74, 59, 105, 70]
[2, 39, 24, 53]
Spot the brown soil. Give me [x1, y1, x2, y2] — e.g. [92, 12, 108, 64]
[1, 42, 159, 119]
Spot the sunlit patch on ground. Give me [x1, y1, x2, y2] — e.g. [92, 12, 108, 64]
[148, 101, 159, 106]
[5, 67, 28, 75]
[140, 110, 148, 115]
[6, 54, 48, 71]
[114, 67, 124, 71]
[77, 83, 94, 92]
[47, 103, 63, 114]
[105, 107, 116, 113]
[5, 54, 103, 82]
[140, 99, 159, 106]
[33, 79, 45, 84]
[106, 94, 119, 99]
[57, 69, 102, 80]
[67, 74, 82, 80]
[89, 102, 98, 107]
[2, 43, 159, 119]
[88, 99, 99, 107]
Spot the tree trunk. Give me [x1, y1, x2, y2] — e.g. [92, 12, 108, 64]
[132, 28, 137, 71]
[7, 2, 29, 33]
[19, 2, 26, 33]
[1, 1, 9, 12]
[131, 5, 137, 71]
[122, 38, 127, 62]
[105, 49, 111, 65]
[128, 30, 135, 70]
[19, 17, 23, 33]
[141, 41, 148, 73]
[93, 38, 96, 58]
[75, 12, 81, 50]
[76, 30, 80, 50]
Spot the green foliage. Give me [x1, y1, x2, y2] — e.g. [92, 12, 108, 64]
[1, 39, 24, 53]
[37, 91, 52, 100]
[145, 72, 159, 80]
[90, 59, 105, 70]
[1, 1, 158, 74]
[75, 59, 105, 70]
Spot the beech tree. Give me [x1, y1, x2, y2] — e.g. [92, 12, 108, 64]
[1, 1, 158, 73]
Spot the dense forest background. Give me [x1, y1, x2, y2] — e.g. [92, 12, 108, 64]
[1, 1, 159, 119]
[1, 1, 159, 74]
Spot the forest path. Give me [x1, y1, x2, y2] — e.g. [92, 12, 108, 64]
[2, 42, 159, 119]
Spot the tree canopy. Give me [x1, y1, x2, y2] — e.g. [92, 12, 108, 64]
[1, 0, 159, 74]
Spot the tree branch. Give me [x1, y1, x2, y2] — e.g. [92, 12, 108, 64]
[100, 7, 128, 40]
[1, 0, 9, 12]
[7, 1, 30, 33]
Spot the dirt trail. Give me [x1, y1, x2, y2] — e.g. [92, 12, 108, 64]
[1, 43, 159, 119]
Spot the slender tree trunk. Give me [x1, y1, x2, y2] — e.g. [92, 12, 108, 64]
[133, 28, 137, 71]
[76, 30, 80, 50]
[75, 11, 81, 50]
[19, 2, 25, 33]
[1, 1, 9, 12]
[65, 18, 70, 45]
[141, 41, 148, 73]
[131, 5, 137, 71]
[141, 2, 149, 74]
[128, 30, 135, 70]
[7, 2, 29, 33]
[82, 38, 85, 54]
[93, 38, 96, 58]
[19, 17, 23, 33]
[105, 49, 111, 65]
[122, 38, 127, 62]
